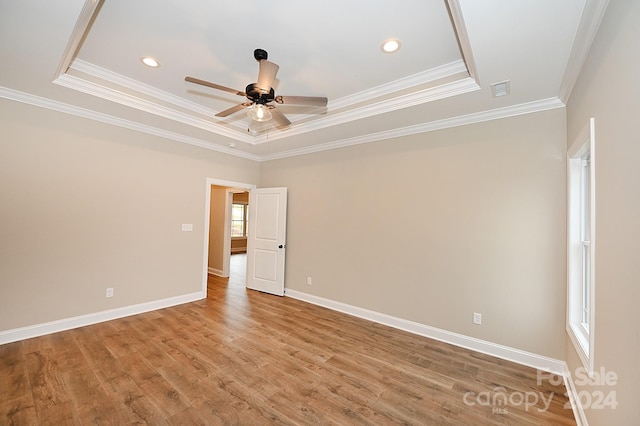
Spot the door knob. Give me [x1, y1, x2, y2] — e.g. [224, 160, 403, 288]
[278, 244, 286, 249]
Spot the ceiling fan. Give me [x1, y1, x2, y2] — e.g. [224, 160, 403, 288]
[185, 49, 328, 129]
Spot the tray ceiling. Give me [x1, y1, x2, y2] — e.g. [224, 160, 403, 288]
[0, 0, 608, 160]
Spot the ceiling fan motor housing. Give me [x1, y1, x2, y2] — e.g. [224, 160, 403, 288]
[245, 83, 275, 104]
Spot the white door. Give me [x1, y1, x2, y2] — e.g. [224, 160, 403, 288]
[246, 187, 287, 296]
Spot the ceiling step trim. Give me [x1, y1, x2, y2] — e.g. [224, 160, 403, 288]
[446, 0, 480, 85]
[55, 59, 477, 146]
[70, 59, 221, 118]
[250, 76, 480, 145]
[53, 0, 100, 80]
[259, 97, 565, 161]
[329, 60, 468, 110]
[53, 71, 254, 144]
[70, 58, 467, 119]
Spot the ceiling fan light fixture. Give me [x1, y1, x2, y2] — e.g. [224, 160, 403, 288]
[248, 104, 272, 122]
[381, 39, 401, 53]
[140, 56, 160, 68]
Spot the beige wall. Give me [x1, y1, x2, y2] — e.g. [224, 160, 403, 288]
[208, 189, 250, 273]
[260, 108, 567, 359]
[566, 1, 640, 424]
[0, 99, 259, 331]
[208, 186, 227, 272]
[3, 10, 636, 421]
[231, 238, 247, 253]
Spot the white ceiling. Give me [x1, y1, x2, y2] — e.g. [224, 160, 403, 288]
[0, 0, 609, 161]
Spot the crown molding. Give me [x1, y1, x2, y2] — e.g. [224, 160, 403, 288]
[260, 97, 564, 161]
[59, 59, 474, 146]
[558, 0, 610, 103]
[0, 86, 260, 161]
[2, 85, 563, 163]
[54, 70, 255, 145]
[250, 76, 480, 145]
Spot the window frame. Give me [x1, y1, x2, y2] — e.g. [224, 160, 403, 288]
[230, 202, 249, 238]
[567, 117, 596, 375]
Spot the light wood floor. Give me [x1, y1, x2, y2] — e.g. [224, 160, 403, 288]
[1, 254, 575, 425]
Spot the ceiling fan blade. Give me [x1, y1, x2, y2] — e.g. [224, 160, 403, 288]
[256, 60, 279, 93]
[270, 107, 291, 129]
[185, 76, 246, 97]
[215, 103, 251, 117]
[275, 95, 328, 107]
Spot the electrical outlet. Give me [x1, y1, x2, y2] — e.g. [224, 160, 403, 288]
[106, 288, 114, 298]
[473, 312, 482, 325]
[307, 276, 312, 286]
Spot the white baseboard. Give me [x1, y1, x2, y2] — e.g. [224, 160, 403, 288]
[284, 288, 567, 375]
[208, 267, 226, 277]
[284, 289, 587, 422]
[563, 365, 588, 426]
[0, 290, 206, 345]
[1, 285, 584, 425]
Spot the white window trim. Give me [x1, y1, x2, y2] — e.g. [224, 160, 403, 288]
[231, 202, 249, 238]
[567, 117, 596, 375]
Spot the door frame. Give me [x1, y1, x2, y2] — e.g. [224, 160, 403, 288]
[202, 178, 256, 295]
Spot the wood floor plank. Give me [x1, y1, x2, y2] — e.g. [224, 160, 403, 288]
[264, 385, 335, 425]
[0, 254, 576, 425]
[0, 395, 39, 426]
[92, 355, 169, 425]
[61, 365, 120, 425]
[23, 350, 77, 425]
[0, 342, 30, 403]
[121, 352, 191, 419]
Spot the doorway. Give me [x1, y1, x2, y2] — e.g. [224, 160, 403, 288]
[202, 178, 255, 296]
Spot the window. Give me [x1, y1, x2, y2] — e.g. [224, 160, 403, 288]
[231, 203, 248, 237]
[567, 118, 595, 373]
[580, 154, 591, 330]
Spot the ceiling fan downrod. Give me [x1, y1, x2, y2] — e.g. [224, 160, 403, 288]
[254, 48, 268, 61]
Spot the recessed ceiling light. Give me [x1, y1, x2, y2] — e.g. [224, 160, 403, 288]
[141, 56, 160, 68]
[381, 39, 401, 53]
